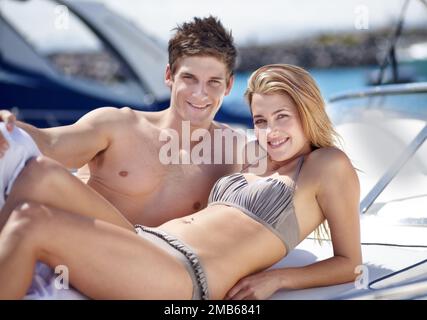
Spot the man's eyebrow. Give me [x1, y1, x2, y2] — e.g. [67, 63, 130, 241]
[180, 73, 224, 81]
[181, 72, 195, 77]
[210, 76, 225, 81]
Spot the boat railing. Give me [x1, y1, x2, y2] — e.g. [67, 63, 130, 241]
[327, 82, 427, 214]
[359, 124, 427, 213]
[329, 82, 427, 103]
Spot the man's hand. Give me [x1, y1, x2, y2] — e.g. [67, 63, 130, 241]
[0, 110, 16, 157]
[224, 270, 282, 300]
[0, 110, 16, 132]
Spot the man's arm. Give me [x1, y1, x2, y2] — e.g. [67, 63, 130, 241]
[0, 107, 127, 169]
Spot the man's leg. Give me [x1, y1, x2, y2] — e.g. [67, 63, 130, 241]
[0, 202, 193, 299]
[0, 156, 133, 231]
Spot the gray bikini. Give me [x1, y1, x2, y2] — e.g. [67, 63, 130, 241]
[135, 225, 209, 300]
[207, 157, 303, 253]
[135, 157, 304, 300]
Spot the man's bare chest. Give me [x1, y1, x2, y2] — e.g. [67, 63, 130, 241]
[90, 146, 227, 198]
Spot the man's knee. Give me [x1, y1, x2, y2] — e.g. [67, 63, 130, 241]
[18, 156, 65, 189]
[25, 155, 58, 171]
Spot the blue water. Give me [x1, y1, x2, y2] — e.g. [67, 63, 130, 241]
[222, 64, 427, 125]
[223, 66, 375, 117]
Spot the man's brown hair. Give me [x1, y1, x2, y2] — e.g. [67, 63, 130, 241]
[168, 16, 237, 78]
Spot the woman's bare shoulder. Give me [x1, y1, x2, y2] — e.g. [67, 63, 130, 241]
[304, 147, 357, 187]
[306, 147, 352, 169]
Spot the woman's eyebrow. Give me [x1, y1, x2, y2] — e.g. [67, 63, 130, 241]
[272, 107, 291, 115]
[253, 107, 290, 119]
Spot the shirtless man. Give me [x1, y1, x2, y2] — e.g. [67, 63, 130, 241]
[0, 16, 245, 227]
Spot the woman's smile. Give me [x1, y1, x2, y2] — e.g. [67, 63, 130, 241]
[268, 137, 289, 149]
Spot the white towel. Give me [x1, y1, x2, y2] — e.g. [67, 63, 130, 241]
[0, 123, 41, 208]
[24, 262, 88, 300]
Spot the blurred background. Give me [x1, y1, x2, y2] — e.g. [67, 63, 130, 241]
[2, 2, 427, 293]
[0, 0, 426, 127]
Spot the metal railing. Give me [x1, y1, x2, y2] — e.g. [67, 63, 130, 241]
[329, 82, 427, 103]
[327, 82, 427, 214]
[360, 124, 427, 213]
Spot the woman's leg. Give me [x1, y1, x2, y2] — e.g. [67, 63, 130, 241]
[0, 202, 193, 299]
[0, 156, 133, 232]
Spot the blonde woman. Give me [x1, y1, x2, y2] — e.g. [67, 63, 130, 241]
[0, 64, 361, 300]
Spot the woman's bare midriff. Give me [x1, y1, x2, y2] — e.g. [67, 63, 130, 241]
[158, 205, 287, 299]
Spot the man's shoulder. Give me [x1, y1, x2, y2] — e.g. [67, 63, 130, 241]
[212, 121, 246, 137]
[92, 106, 138, 121]
[80, 106, 140, 127]
[213, 120, 233, 131]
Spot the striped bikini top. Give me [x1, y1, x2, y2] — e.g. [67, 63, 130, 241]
[207, 157, 304, 253]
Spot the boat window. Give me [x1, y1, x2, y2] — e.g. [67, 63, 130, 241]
[369, 125, 427, 226]
[328, 90, 427, 230]
[0, 0, 137, 87]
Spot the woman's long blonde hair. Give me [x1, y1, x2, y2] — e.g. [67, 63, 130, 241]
[245, 64, 341, 242]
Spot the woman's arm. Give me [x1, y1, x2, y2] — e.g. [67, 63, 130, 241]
[225, 254, 359, 300]
[226, 148, 362, 299]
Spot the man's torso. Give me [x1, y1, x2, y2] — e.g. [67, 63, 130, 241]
[77, 109, 241, 226]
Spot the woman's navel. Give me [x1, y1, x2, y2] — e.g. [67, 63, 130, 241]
[119, 170, 129, 177]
